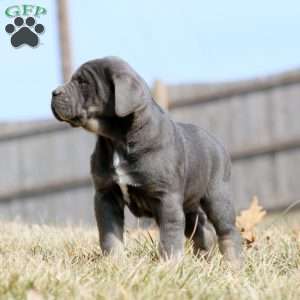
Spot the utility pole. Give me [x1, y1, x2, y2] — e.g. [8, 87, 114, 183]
[57, 0, 72, 82]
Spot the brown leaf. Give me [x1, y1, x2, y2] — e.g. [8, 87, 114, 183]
[236, 196, 266, 245]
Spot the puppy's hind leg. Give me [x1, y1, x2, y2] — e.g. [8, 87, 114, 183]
[202, 183, 242, 266]
[185, 209, 217, 256]
[155, 193, 185, 260]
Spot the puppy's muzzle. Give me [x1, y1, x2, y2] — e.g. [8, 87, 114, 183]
[51, 88, 76, 122]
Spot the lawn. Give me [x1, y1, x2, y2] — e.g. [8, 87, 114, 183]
[0, 212, 299, 300]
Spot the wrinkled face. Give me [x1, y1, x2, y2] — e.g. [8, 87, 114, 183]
[51, 57, 149, 134]
[51, 62, 114, 132]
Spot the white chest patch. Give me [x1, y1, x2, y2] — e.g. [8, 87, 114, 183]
[113, 152, 132, 204]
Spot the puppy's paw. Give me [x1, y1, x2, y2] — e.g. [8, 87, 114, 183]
[220, 237, 243, 269]
[159, 244, 184, 263]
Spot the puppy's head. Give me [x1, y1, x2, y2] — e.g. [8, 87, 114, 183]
[51, 56, 150, 132]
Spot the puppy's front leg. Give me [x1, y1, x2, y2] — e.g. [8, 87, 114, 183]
[156, 193, 185, 260]
[94, 191, 124, 255]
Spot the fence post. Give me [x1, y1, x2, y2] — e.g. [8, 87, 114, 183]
[153, 80, 169, 110]
[57, 0, 72, 83]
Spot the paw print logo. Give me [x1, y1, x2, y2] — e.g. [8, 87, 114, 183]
[5, 17, 45, 48]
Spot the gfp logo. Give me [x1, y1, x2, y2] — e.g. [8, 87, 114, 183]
[4, 5, 47, 48]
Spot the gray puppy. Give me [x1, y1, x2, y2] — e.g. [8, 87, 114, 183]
[51, 56, 241, 264]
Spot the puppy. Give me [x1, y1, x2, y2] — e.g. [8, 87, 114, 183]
[51, 57, 241, 264]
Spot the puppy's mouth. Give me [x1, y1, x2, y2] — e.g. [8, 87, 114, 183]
[69, 116, 84, 127]
[52, 106, 89, 128]
[52, 103, 101, 133]
[69, 113, 101, 134]
[52, 109, 86, 128]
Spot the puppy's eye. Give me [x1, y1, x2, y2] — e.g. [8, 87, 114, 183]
[77, 79, 90, 99]
[78, 78, 89, 86]
[80, 82, 89, 90]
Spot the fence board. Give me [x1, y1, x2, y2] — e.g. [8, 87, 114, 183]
[171, 83, 300, 153]
[0, 187, 94, 225]
[231, 155, 277, 211]
[274, 150, 300, 206]
[1, 130, 94, 194]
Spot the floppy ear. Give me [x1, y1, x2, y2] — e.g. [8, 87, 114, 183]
[112, 73, 146, 117]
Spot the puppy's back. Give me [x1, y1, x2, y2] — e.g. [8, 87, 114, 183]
[176, 122, 231, 188]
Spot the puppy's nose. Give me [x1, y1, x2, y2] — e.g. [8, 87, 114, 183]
[52, 87, 64, 97]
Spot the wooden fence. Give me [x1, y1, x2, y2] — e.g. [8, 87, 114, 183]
[0, 68, 300, 225]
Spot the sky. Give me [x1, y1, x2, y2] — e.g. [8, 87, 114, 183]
[0, 0, 300, 121]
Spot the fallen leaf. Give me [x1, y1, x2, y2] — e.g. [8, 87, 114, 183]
[236, 196, 266, 245]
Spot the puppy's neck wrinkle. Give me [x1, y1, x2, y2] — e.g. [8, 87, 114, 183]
[127, 103, 173, 153]
[128, 107, 152, 136]
[95, 103, 172, 157]
[93, 114, 134, 142]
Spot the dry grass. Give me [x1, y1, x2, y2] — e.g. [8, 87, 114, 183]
[0, 214, 300, 300]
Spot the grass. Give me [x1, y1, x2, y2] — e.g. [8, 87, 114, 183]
[0, 213, 299, 300]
